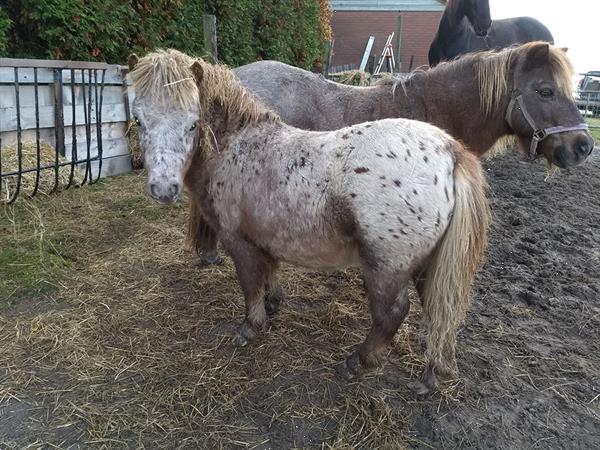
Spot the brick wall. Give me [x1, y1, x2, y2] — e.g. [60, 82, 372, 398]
[331, 11, 443, 71]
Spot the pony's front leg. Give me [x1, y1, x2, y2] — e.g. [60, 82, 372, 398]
[188, 200, 223, 267]
[223, 236, 278, 347]
[338, 270, 410, 379]
[264, 278, 285, 316]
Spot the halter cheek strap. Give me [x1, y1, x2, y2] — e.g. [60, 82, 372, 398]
[505, 89, 589, 159]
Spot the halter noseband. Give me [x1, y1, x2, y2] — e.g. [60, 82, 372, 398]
[505, 89, 589, 159]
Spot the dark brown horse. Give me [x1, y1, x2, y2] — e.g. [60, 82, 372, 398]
[428, 0, 554, 66]
[129, 50, 491, 393]
[188, 42, 593, 264]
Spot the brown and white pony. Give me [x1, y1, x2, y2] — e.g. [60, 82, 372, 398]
[128, 51, 491, 393]
[177, 42, 593, 264]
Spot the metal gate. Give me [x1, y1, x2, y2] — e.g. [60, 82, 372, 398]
[0, 58, 130, 204]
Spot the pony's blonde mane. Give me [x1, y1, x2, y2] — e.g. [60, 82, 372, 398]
[195, 59, 278, 127]
[473, 42, 575, 116]
[129, 49, 198, 110]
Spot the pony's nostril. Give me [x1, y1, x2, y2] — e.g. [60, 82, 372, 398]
[169, 183, 180, 198]
[577, 141, 593, 156]
[150, 183, 159, 198]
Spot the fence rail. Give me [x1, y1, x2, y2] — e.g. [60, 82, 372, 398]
[0, 57, 133, 204]
[576, 90, 600, 118]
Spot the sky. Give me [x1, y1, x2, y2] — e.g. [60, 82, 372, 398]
[490, 0, 600, 75]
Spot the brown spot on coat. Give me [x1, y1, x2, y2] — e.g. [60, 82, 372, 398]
[354, 167, 370, 174]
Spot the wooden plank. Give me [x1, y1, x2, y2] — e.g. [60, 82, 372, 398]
[359, 36, 375, 71]
[0, 57, 121, 70]
[394, 15, 403, 73]
[0, 102, 127, 132]
[1, 122, 127, 146]
[0, 67, 125, 85]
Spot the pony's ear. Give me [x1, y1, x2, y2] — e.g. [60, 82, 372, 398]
[523, 43, 550, 71]
[127, 54, 139, 72]
[190, 61, 204, 84]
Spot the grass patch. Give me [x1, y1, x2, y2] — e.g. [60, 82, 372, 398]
[0, 202, 69, 309]
[0, 171, 157, 310]
[586, 117, 600, 142]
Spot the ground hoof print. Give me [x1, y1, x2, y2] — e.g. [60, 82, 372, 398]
[232, 323, 259, 347]
[196, 254, 224, 267]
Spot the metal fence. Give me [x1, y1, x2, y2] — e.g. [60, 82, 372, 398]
[0, 58, 132, 204]
[577, 90, 600, 118]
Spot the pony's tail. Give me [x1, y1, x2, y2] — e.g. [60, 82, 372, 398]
[186, 199, 217, 256]
[419, 145, 491, 378]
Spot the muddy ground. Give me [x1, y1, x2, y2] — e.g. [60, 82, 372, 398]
[0, 149, 599, 449]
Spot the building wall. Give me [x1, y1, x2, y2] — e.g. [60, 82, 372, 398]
[331, 11, 443, 71]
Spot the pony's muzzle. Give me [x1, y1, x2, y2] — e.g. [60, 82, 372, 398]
[148, 181, 181, 204]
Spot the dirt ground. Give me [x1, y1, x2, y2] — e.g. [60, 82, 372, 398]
[0, 148, 599, 449]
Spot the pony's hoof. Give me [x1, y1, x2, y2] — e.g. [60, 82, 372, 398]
[196, 254, 223, 267]
[410, 380, 433, 396]
[233, 322, 258, 347]
[336, 354, 363, 381]
[232, 333, 249, 347]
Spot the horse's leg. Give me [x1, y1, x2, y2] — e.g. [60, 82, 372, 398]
[188, 200, 222, 266]
[264, 277, 284, 317]
[222, 236, 277, 346]
[337, 270, 410, 379]
[413, 275, 459, 395]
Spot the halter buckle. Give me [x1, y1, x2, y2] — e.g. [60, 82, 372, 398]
[533, 129, 547, 141]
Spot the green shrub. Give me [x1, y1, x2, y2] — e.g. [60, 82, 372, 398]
[0, 7, 12, 56]
[2, 0, 329, 69]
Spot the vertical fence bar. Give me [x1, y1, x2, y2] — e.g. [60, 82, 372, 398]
[31, 67, 42, 197]
[80, 69, 92, 185]
[66, 68, 78, 189]
[52, 68, 65, 193]
[92, 69, 106, 183]
[9, 67, 23, 204]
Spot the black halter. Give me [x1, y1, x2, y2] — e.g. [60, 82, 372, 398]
[505, 89, 589, 159]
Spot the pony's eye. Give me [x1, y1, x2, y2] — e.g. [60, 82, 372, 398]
[190, 122, 198, 130]
[537, 88, 554, 98]
[134, 117, 141, 126]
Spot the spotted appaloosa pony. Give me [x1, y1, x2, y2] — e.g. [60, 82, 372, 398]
[129, 50, 491, 393]
[428, 0, 554, 66]
[181, 42, 593, 264]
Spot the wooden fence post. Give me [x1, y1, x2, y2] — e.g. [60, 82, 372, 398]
[394, 15, 403, 73]
[203, 15, 218, 62]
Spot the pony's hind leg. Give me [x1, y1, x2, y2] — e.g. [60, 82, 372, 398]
[338, 270, 410, 379]
[222, 236, 277, 347]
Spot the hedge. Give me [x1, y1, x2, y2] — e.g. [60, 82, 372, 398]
[0, 0, 331, 69]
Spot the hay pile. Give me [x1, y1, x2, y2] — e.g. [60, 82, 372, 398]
[0, 172, 460, 447]
[126, 120, 144, 169]
[330, 70, 375, 86]
[1, 141, 84, 201]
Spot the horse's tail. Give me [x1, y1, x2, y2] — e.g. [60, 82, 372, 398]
[419, 144, 491, 377]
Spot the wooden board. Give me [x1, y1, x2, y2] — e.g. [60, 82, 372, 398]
[0, 66, 125, 85]
[0, 101, 128, 132]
